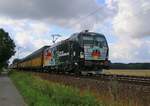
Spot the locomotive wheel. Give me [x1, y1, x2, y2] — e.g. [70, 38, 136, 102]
[74, 67, 81, 75]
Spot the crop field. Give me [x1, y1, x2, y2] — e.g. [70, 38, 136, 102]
[103, 69, 150, 77]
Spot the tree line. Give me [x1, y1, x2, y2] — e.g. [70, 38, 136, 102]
[0, 28, 15, 70]
[110, 63, 150, 69]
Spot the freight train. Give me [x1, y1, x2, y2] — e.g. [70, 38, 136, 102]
[12, 30, 109, 74]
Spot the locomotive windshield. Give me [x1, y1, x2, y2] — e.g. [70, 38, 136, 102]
[82, 34, 107, 48]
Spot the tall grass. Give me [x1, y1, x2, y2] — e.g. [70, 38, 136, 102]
[10, 71, 102, 106]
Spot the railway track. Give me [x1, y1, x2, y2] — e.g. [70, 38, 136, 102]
[85, 74, 150, 86]
[21, 70, 150, 86]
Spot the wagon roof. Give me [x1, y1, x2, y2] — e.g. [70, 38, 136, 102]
[20, 46, 49, 62]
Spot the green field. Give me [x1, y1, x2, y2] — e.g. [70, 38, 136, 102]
[9, 71, 102, 106]
[103, 69, 150, 77]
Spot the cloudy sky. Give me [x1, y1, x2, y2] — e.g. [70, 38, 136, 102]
[0, 0, 150, 63]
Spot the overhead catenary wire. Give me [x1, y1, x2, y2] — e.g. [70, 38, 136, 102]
[51, 4, 106, 43]
[67, 5, 105, 30]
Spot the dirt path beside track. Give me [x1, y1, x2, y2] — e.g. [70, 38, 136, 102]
[0, 76, 26, 106]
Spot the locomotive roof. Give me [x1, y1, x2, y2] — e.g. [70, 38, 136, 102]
[79, 31, 105, 36]
[50, 31, 105, 48]
[69, 31, 105, 39]
[20, 46, 49, 62]
[50, 38, 70, 48]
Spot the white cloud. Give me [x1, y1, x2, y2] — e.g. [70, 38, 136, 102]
[107, 0, 150, 62]
[113, 0, 150, 38]
[34, 39, 50, 49]
[110, 38, 150, 63]
[0, 17, 53, 59]
[15, 32, 33, 47]
[29, 22, 50, 37]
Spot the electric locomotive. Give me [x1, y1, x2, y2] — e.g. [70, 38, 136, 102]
[43, 30, 109, 74]
[12, 30, 109, 74]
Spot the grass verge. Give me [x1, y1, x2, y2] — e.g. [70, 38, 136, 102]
[9, 71, 102, 106]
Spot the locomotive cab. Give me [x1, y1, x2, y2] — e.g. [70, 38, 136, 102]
[69, 30, 109, 73]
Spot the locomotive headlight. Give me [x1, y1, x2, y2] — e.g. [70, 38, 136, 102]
[80, 52, 84, 58]
[74, 62, 78, 65]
